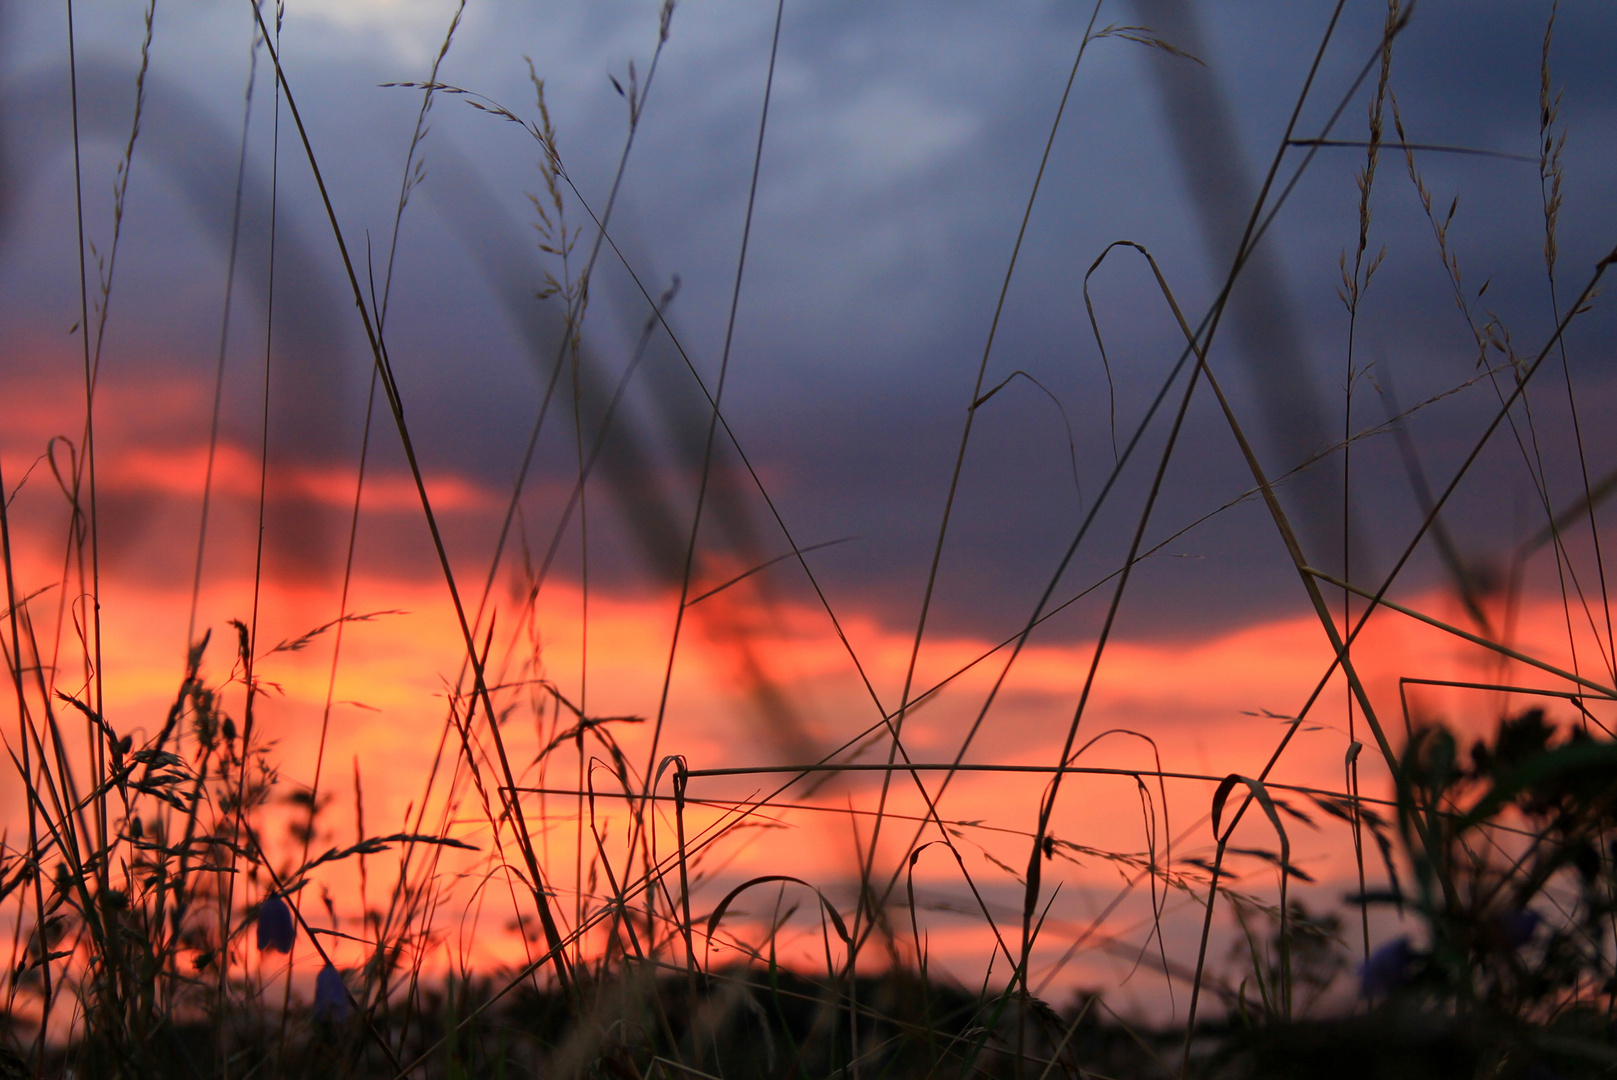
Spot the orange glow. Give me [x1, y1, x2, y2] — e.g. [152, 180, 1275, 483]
[6, 372, 1613, 1010]
[101, 442, 499, 513]
[5, 455, 1610, 1008]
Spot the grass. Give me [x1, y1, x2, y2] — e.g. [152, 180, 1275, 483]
[4, 0, 1617, 1077]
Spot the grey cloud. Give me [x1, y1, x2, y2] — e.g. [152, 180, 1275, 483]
[3, 0, 1615, 648]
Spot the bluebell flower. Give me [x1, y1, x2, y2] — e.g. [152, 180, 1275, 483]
[1359, 936, 1412, 998]
[256, 895, 295, 954]
[1492, 907, 1540, 950]
[315, 963, 353, 1021]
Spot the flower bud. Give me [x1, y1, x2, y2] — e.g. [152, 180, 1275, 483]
[315, 963, 353, 1021]
[1359, 936, 1413, 998]
[256, 895, 295, 954]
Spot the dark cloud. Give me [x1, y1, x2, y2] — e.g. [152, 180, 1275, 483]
[3, 0, 1614, 650]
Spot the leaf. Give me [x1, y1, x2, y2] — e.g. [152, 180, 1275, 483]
[303, 833, 477, 871]
[1230, 848, 1316, 882]
[1211, 774, 1240, 839]
[981, 848, 1026, 886]
[1270, 797, 1318, 831]
[705, 875, 850, 947]
[1212, 775, 1291, 880]
[1463, 739, 1617, 827]
[1183, 856, 1238, 880]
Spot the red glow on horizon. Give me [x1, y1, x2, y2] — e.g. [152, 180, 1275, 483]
[4, 482, 1608, 1015]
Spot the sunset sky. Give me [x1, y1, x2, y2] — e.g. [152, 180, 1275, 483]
[4, 0, 1617, 1016]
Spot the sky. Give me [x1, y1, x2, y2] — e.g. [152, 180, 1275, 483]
[4, 0, 1617, 1017]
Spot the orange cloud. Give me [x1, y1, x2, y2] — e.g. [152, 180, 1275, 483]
[5, 503, 1606, 1009]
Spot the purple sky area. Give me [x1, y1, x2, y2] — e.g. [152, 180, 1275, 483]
[3, 0, 1616, 648]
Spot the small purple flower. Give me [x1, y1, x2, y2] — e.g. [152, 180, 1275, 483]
[256, 895, 295, 954]
[1359, 936, 1413, 998]
[314, 963, 353, 1021]
[1493, 908, 1540, 950]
